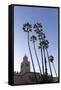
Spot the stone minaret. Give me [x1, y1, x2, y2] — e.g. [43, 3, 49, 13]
[21, 54, 30, 74]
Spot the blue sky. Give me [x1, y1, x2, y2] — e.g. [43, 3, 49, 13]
[14, 6, 58, 77]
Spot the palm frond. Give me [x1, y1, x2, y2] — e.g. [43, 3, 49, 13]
[33, 23, 43, 33]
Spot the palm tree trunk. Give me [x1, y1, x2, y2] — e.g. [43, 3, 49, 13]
[46, 48, 52, 77]
[52, 62, 57, 77]
[27, 32, 37, 81]
[33, 42, 42, 74]
[43, 47, 47, 75]
[41, 48, 44, 75]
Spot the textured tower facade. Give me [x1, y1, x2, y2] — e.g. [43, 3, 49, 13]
[21, 54, 30, 74]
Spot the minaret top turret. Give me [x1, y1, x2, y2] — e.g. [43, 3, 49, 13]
[23, 54, 28, 62]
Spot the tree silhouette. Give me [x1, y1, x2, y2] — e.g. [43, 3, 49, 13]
[34, 23, 44, 74]
[44, 40, 53, 77]
[23, 22, 37, 81]
[49, 56, 57, 77]
[30, 35, 42, 75]
[39, 40, 48, 75]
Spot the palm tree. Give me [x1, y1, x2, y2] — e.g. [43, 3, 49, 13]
[44, 40, 53, 77]
[39, 40, 48, 75]
[23, 22, 37, 81]
[30, 35, 42, 75]
[49, 56, 57, 77]
[34, 23, 44, 74]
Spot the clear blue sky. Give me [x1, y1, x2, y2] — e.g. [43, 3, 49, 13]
[14, 5, 58, 77]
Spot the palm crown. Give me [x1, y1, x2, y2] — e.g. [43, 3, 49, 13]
[39, 40, 49, 49]
[38, 32, 46, 41]
[30, 35, 37, 43]
[23, 22, 32, 32]
[34, 23, 42, 33]
[49, 56, 54, 62]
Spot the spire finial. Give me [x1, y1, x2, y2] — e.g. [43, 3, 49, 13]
[25, 53, 26, 56]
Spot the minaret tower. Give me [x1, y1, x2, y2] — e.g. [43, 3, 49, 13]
[21, 54, 30, 74]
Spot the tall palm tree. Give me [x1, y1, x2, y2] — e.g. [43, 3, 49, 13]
[23, 22, 37, 81]
[30, 35, 42, 75]
[44, 40, 53, 77]
[38, 43, 44, 75]
[39, 40, 48, 75]
[34, 23, 44, 74]
[49, 56, 57, 77]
